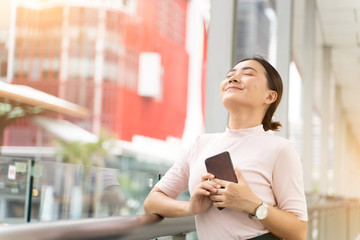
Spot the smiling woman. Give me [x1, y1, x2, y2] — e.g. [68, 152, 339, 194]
[144, 56, 308, 240]
[220, 57, 283, 131]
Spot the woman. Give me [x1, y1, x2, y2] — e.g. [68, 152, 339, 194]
[144, 57, 308, 240]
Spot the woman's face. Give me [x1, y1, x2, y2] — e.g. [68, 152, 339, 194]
[220, 60, 276, 111]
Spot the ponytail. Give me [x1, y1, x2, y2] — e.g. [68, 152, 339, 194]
[262, 105, 282, 131]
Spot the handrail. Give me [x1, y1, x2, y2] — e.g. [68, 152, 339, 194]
[308, 202, 358, 212]
[121, 216, 196, 240]
[0, 214, 162, 240]
[0, 201, 359, 240]
[0, 214, 196, 240]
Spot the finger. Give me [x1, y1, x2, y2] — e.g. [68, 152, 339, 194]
[194, 185, 215, 195]
[209, 194, 222, 202]
[235, 168, 245, 182]
[200, 181, 219, 193]
[194, 188, 211, 197]
[214, 187, 225, 194]
[201, 173, 215, 181]
[213, 178, 228, 188]
[213, 201, 224, 208]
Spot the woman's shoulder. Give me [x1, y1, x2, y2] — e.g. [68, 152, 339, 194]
[257, 133, 299, 162]
[188, 132, 223, 149]
[182, 132, 222, 151]
[259, 131, 295, 148]
[199, 131, 223, 138]
[197, 132, 223, 142]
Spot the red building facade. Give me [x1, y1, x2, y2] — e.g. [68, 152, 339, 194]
[5, 0, 204, 146]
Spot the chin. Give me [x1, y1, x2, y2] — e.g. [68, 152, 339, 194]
[222, 97, 242, 109]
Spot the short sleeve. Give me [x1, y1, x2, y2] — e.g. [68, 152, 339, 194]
[154, 148, 191, 199]
[272, 143, 308, 221]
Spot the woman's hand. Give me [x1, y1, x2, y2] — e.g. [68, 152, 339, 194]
[187, 173, 219, 215]
[210, 168, 261, 214]
[209, 168, 307, 240]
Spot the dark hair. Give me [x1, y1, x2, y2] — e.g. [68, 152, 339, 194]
[237, 56, 283, 131]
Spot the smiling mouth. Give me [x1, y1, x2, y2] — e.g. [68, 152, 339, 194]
[225, 86, 243, 91]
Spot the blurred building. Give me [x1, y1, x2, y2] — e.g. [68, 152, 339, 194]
[4, 0, 207, 146]
[0, 0, 11, 81]
[233, 0, 276, 64]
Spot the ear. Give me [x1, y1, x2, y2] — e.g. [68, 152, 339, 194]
[265, 90, 277, 105]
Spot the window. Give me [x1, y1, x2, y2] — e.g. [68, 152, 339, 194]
[137, 52, 162, 99]
[31, 58, 40, 81]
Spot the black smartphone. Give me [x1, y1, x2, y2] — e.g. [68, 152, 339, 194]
[205, 151, 237, 210]
[205, 151, 237, 183]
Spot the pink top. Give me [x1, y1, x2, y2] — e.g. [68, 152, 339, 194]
[155, 125, 308, 239]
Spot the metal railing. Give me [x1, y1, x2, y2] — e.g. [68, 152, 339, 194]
[0, 214, 196, 240]
[1, 199, 360, 240]
[307, 197, 360, 240]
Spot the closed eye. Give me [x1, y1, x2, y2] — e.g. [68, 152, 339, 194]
[242, 67, 257, 76]
[226, 74, 235, 79]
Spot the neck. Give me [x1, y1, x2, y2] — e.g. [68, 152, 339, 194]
[228, 108, 264, 130]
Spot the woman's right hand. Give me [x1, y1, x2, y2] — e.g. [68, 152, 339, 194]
[187, 173, 219, 215]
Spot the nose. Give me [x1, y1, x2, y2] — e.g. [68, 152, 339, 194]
[228, 77, 238, 83]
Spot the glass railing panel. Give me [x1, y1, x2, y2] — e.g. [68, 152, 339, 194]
[0, 156, 33, 224]
[1, 154, 189, 224]
[28, 160, 165, 222]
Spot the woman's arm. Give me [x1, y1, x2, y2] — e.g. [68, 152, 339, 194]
[144, 187, 190, 217]
[144, 173, 219, 217]
[262, 205, 307, 240]
[210, 168, 307, 240]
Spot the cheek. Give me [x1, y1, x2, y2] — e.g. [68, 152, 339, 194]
[219, 80, 226, 89]
[219, 80, 227, 94]
[252, 86, 270, 102]
[248, 82, 265, 93]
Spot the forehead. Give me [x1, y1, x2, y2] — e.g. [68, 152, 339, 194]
[232, 60, 266, 74]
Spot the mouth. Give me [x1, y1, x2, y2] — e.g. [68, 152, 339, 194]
[225, 85, 243, 91]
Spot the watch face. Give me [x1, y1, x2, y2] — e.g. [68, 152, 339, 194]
[256, 204, 268, 220]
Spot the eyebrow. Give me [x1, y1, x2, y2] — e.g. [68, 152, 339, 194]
[226, 66, 258, 76]
[226, 69, 236, 77]
[241, 66, 258, 73]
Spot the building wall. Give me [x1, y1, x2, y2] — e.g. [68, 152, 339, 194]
[5, 0, 195, 146]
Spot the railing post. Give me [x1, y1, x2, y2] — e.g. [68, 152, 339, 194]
[307, 210, 312, 240]
[346, 206, 350, 240]
[320, 209, 324, 240]
[25, 159, 34, 223]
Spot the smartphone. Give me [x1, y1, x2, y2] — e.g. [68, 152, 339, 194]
[205, 151, 237, 210]
[205, 151, 238, 183]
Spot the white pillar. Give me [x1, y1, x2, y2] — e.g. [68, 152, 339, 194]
[182, 0, 206, 147]
[275, 0, 293, 138]
[59, 4, 69, 100]
[6, 0, 17, 83]
[205, 0, 235, 133]
[332, 87, 345, 195]
[93, 8, 106, 135]
[320, 46, 331, 195]
[302, 0, 316, 192]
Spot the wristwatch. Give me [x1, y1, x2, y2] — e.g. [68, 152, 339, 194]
[248, 201, 269, 220]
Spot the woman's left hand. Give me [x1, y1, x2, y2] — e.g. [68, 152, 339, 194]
[209, 168, 262, 214]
